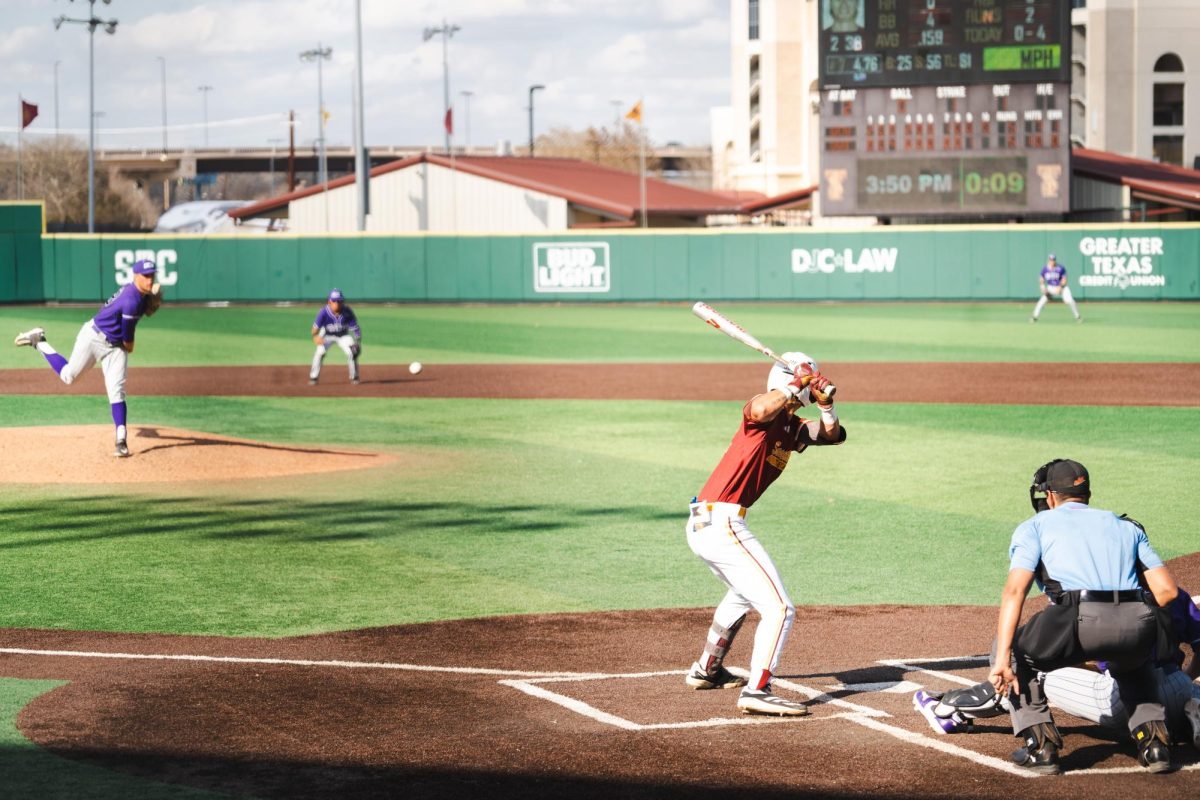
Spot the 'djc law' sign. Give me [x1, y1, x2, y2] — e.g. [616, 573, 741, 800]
[532, 242, 611, 293]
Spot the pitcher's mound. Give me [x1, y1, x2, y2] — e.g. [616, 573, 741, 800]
[2, 425, 395, 484]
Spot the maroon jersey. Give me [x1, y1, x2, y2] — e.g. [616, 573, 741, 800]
[697, 410, 846, 508]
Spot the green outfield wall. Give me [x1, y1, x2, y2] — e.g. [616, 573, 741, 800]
[7, 210, 1200, 303]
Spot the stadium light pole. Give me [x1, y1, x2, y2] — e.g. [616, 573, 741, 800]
[54, 60, 61, 139]
[299, 44, 332, 187]
[53, 0, 119, 234]
[459, 90, 473, 152]
[353, 0, 368, 231]
[528, 84, 544, 157]
[197, 84, 213, 147]
[422, 19, 460, 154]
[156, 56, 167, 152]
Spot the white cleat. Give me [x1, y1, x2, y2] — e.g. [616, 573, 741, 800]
[736, 687, 809, 716]
[14, 327, 45, 347]
[113, 440, 130, 458]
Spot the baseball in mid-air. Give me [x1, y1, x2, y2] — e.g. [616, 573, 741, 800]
[409, 361, 423, 375]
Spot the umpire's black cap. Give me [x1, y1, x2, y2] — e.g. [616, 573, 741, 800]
[1046, 459, 1090, 496]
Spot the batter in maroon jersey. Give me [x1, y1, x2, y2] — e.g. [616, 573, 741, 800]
[684, 351, 846, 717]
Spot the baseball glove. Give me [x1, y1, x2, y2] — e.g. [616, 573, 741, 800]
[144, 283, 163, 316]
[350, 340, 362, 359]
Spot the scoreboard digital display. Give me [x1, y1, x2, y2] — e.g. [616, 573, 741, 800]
[819, 81, 1071, 216]
[818, 0, 1071, 89]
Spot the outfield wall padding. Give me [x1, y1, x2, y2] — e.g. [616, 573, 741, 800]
[15, 222, 1200, 303]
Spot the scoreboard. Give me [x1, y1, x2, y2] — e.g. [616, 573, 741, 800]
[817, 1, 1072, 216]
[819, 0, 1071, 89]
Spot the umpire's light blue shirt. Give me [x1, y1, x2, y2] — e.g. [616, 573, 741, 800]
[1009, 502, 1163, 592]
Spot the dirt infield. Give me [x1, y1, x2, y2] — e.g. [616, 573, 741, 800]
[0, 425, 394, 483]
[3, 361, 1199, 405]
[4, 547, 1199, 799]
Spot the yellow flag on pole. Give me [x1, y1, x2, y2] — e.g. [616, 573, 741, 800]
[624, 100, 642, 124]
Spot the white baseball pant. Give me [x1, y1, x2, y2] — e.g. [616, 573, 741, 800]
[687, 502, 795, 691]
[311, 334, 359, 381]
[1032, 285, 1081, 320]
[58, 321, 128, 404]
[1044, 665, 1199, 736]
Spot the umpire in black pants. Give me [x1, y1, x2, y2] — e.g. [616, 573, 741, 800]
[988, 459, 1180, 774]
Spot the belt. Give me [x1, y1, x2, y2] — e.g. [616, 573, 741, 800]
[91, 323, 120, 346]
[698, 502, 746, 518]
[1076, 589, 1148, 603]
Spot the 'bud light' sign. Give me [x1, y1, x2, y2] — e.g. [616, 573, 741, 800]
[533, 242, 611, 293]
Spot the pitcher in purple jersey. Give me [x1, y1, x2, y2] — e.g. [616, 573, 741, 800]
[14, 259, 159, 457]
[1031, 253, 1082, 322]
[309, 288, 362, 385]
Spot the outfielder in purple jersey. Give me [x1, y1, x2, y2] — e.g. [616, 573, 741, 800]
[310, 288, 363, 385]
[14, 258, 159, 457]
[1031, 253, 1082, 322]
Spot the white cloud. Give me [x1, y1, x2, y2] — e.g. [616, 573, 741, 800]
[0, 0, 731, 148]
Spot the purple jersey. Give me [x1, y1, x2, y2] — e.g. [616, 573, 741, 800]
[92, 283, 149, 345]
[314, 304, 361, 338]
[1041, 263, 1067, 287]
[1164, 587, 1200, 669]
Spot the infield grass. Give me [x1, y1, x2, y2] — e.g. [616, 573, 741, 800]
[0, 395, 1196, 637]
[0, 301, 1197, 368]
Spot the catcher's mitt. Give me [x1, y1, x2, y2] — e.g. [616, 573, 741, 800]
[144, 283, 163, 317]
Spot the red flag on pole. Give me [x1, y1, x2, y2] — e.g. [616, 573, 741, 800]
[21, 99, 38, 129]
[444, 107, 453, 135]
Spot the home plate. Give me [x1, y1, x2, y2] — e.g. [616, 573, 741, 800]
[826, 680, 923, 694]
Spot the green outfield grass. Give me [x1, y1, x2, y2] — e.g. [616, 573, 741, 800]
[0, 395, 1195, 637]
[1, 301, 1197, 368]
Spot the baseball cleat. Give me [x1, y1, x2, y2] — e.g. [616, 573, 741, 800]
[1134, 720, 1171, 773]
[308, 378, 318, 386]
[913, 690, 964, 734]
[113, 440, 130, 458]
[685, 661, 747, 691]
[14, 327, 45, 347]
[1011, 723, 1062, 775]
[736, 687, 809, 717]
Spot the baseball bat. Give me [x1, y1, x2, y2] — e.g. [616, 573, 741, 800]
[691, 301, 837, 400]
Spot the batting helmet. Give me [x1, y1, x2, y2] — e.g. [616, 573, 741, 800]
[767, 351, 819, 406]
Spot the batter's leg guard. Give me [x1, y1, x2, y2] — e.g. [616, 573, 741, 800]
[698, 614, 746, 674]
[934, 680, 1008, 720]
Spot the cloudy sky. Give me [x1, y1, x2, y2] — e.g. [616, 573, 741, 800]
[0, 0, 731, 152]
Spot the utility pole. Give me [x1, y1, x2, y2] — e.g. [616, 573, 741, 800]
[156, 56, 167, 152]
[53, 0, 119, 234]
[422, 19, 460, 154]
[197, 84, 213, 146]
[54, 60, 61, 139]
[460, 90, 474, 152]
[287, 109, 296, 192]
[528, 84, 544, 157]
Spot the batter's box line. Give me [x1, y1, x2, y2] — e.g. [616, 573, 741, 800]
[498, 667, 889, 733]
[877, 655, 991, 688]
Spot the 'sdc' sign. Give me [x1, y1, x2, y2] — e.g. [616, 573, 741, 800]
[533, 242, 611, 293]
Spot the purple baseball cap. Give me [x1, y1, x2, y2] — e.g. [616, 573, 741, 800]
[132, 258, 157, 275]
[328, 288, 344, 302]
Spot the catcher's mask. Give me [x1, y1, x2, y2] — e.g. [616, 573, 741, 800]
[1030, 459, 1091, 512]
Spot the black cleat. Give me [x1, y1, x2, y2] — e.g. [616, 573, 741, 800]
[1134, 720, 1172, 773]
[1011, 722, 1062, 775]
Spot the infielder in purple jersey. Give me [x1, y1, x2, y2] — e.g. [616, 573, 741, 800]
[14, 259, 160, 457]
[1031, 253, 1082, 322]
[310, 289, 362, 385]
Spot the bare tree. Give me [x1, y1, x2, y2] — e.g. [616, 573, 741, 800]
[534, 123, 659, 174]
[0, 138, 157, 229]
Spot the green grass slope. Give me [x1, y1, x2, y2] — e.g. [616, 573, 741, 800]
[1, 301, 1197, 367]
[0, 396, 1195, 636]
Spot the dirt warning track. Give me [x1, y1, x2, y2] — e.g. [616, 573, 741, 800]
[3, 551, 1199, 800]
[2, 361, 1199, 404]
